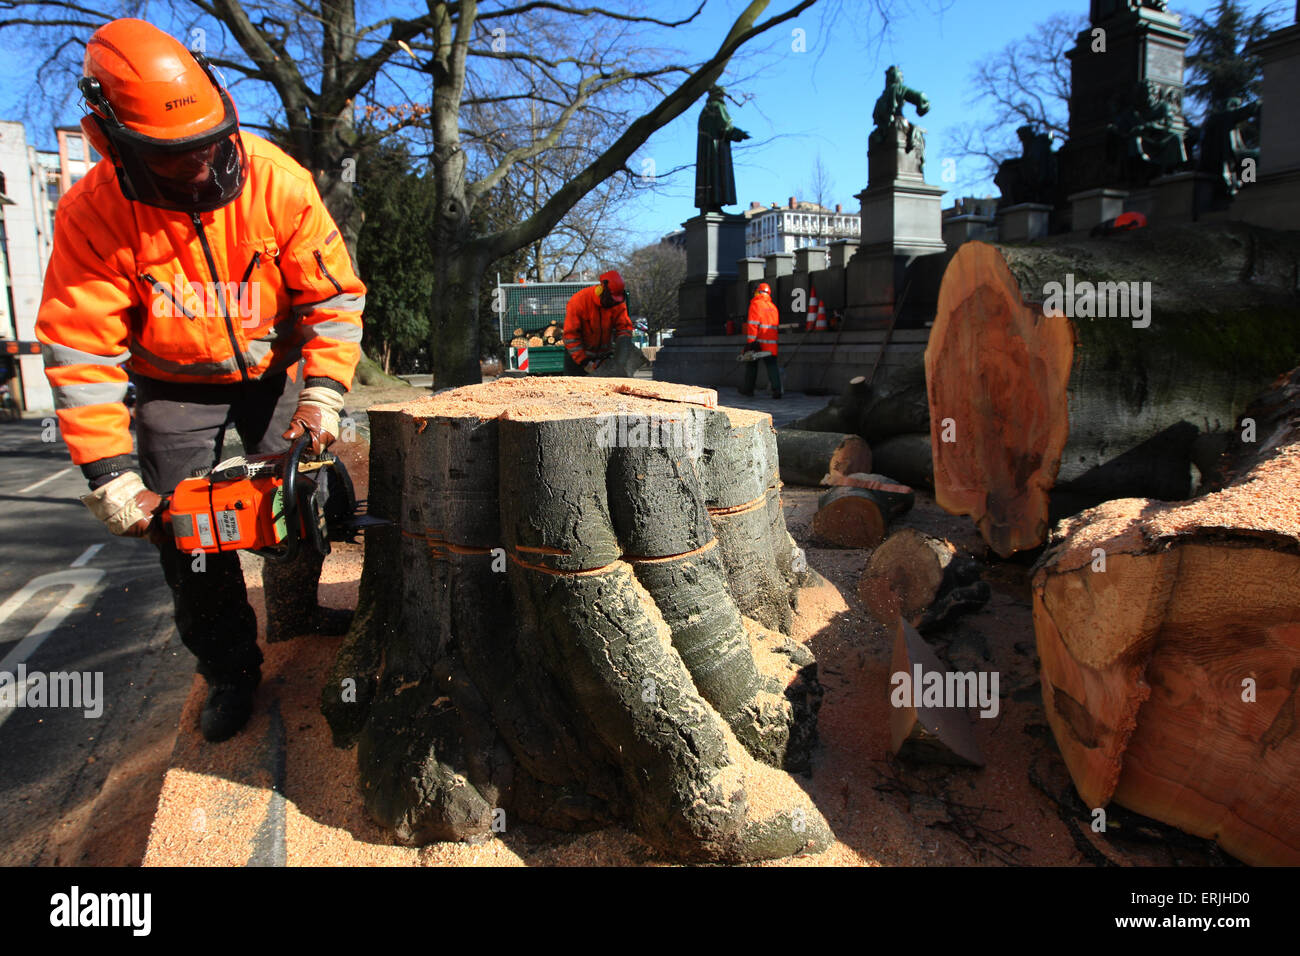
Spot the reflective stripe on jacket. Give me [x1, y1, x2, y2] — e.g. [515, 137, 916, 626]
[35, 131, 364, 467]
[563, 285, 632, 366]
[745, 295, 779, 356]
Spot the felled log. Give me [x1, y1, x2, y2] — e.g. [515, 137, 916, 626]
[869, 432, 933, 490]
[774, 428, 872, 486]
[859, 528, 989, 632]
[322, 377, 830, 863]
[1031, 367, 1300, 865]
[889, 618, 985, 767]
[788, 364, 929, 442]
[926, 225, 1300, 557]
[811, 476, 912, 549]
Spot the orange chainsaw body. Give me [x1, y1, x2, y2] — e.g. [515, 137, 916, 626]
[168, 459, 296, 554]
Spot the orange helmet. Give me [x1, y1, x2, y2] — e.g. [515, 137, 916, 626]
[599, 270, 626, 304]
[79, 18, 246, 212]
[755, 282, 772, 297]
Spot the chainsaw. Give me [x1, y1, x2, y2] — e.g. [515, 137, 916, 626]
[165, 435, 385, 561]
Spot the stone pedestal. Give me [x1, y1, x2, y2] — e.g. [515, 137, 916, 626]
[1060, 5, 1192, 196]
[1152, 171, 1214, 223]
[1228, 23, 1300, 231]
[857, 181, 947, 255]
[678, 211, 747, 335]
[827, 239, 859, 269]
[763, 252, 794, 280]
[734, 257, 766, 315]
[794, 246, 828, 273]
[998, 203, 1053, 242]
[943, 214, 996, 249]
[1068, 188, 1127, 233]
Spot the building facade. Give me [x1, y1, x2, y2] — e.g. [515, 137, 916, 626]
[743, 197, 861, 260]
[0, 122, 99, 410]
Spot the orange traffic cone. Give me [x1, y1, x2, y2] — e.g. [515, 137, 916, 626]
[806, 282, 819, 331]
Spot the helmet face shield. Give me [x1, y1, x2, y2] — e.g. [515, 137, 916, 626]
[110, 124, 247, 213]
[80, 51, 247, 213]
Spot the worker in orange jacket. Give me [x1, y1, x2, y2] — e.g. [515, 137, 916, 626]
[563, 271, 633, 374]
[35, 19, 365, 742]
[739, 282, 782, 399]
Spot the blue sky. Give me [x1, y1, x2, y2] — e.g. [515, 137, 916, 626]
[1, 0, 1287, 251]
[618, 0, 1288, 247]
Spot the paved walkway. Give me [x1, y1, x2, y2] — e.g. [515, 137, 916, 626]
[708, 386, 829, 427]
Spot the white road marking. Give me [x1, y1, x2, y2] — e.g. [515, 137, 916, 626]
[0, 569, 106, 674]
[0, 569, 106, 729]
[17, 467, 72, 494]
[69, 544, 104, 568]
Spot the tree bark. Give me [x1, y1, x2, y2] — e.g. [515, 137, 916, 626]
[859, 528, 988, 631]
[1030, 367, 1300, 866]
[926, 227, 1300, 557]
[323, 377, 831, 862]
[774, 429, 872, 486]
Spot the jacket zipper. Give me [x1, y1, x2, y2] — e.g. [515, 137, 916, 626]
[191, 212, 249, 381]
[238, 251, 261, 304]
[314, 250, 344, 294]
[140, 273, 198, 320]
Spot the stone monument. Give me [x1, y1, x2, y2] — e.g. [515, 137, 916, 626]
[680, 87, 750, 335]
[1058, 0, 1192, 204]
[847, 65, 946, 321]
[1229, 9, 1300, 230]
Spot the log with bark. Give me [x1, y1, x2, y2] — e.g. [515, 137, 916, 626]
[788, 364, 930, 442]
[926, 225, 1300, 557]
[869, 432, 933, 490]
[1031, 367, 1300, 865]
[322, 377, 831, 863]
[811, 474, 915, 549]
[859, 528, 989, 632]
[774, 428, 873, 486]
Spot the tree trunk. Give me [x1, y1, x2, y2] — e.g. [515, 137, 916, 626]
[926, 227, 1300, 557]
[788, 366, 929, 441]
[774, 429, 872, 486]
[323, 377, 831, 863]
[869, 433, 934, 490]
[1030, 366, 1300, 866]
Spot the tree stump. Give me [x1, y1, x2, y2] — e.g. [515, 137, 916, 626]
[1031, 367, 1300, 865]
[926, 226, 1300, 556]
[323, 377, 830, 863]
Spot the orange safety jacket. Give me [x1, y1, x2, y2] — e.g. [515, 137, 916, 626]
[563, 285, 632, 366]
[745, 294, 779, 356]
[35, 131, 364, 473]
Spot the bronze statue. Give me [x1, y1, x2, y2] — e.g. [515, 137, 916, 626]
[695, 86, 750, 212]
[869, 65, 930, 150]
[994, 124, 1059, 207]
[1197, 98, 1260, 199]
[1109, 81, 1187, 175]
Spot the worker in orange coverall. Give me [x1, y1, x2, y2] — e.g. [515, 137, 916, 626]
[563, 270, 633, 374]
[739, 281, 782, 399]
[35, 19, 365, 742]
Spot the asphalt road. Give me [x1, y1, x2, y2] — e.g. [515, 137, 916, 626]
[0, 416, 194, 865]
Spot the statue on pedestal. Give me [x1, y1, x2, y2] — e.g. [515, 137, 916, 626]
[695, 86, 750, 213]
[868, 65, 930, 177]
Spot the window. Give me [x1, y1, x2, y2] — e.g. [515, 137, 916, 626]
[65, 134, 84, 162]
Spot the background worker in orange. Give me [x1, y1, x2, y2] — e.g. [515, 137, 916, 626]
[739, 282, 782, 399]
[35, 19, 365, 742]
[563, 271, 633, 374]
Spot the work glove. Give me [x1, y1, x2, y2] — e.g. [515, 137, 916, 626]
[583, 359, 602, 374]
[81, 472, 164, 540]
[742, 340, 761, 353]
[282, 386, 346, 456]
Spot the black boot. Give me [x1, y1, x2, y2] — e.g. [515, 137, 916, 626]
[200, 668, 261, 742]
